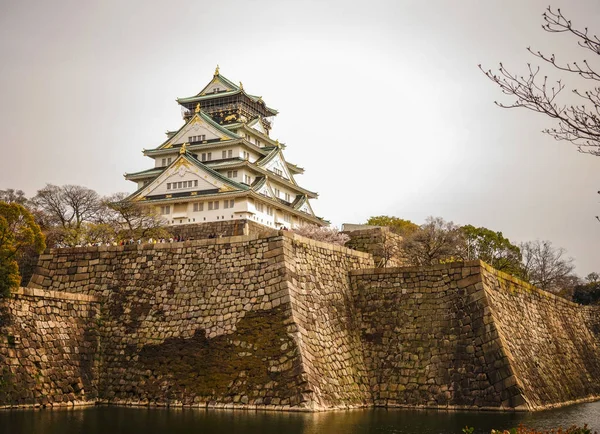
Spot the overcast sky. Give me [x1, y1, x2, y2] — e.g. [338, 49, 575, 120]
[1, 0, 598, 275]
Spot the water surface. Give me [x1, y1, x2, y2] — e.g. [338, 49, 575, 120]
[2, 402, 600, 434]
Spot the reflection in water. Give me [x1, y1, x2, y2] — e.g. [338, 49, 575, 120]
[1, 402, 599, 434]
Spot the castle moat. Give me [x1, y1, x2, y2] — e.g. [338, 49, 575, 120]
[2, 403, 600, 434]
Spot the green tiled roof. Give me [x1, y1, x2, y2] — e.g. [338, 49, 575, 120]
[147, 111, 240, 151]
[124, 167, 166, 179]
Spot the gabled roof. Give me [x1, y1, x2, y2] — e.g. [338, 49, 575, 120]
[149, 111, 240, 151]
[124, 166, 166, 181]
[177, 70, 278, 115]
[197, 71, 240, 96]
[126, 151, 249, 202]
[257, 148, 297, 185]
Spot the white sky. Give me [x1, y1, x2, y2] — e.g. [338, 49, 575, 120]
[0, 0, 598, 275]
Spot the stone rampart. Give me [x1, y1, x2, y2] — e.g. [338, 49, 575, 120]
[350, 262, 524, 410]
[0, 288, 99, 408]
[283, 233, 374, 409]
[25, 232, 373, 410]
[5, 234, 600, 412]
[480, 263, 600, 410]
[169, 219, 276, 240]
[343, 227, 406, 267]
[350, 261, 600, 411]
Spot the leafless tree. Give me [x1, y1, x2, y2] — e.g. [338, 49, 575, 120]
[0, 189, 28, 205]
[519, 239, 576, 292]
[401, 216, 463, 266]
[105, 193, 170, 241]
[480, 7, 600, 157]
[32, 184, 102, 230]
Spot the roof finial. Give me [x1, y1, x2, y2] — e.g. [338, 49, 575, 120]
[214, 64, 220, 76]
[276, 139, 281, 148]
[180, 143, 188, 155]
[239, 81, 244, 90]
[194, 103, 201, 113]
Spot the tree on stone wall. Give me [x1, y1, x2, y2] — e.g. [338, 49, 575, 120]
[519, 240, 576, 292]
[104, 193, 171, 241]
[400, 217, 463, 266]
[31, 184, 104, 246]
[0, 189, 28, 205]
[0, 202, 45, 298]
[366, 215, 419, 236]
[459, 225, 523, 275]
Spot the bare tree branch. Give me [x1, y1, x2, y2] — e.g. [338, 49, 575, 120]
[480, 6, 600, 157]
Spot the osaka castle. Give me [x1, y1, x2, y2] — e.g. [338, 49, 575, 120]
[124, 66, 324, 229]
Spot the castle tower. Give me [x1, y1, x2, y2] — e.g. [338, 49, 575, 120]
[124, 67, 324, 229]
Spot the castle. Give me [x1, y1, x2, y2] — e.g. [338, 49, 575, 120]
[124, 66, 323, 229]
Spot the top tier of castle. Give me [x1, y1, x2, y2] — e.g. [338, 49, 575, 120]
[124, 66, 324, 229]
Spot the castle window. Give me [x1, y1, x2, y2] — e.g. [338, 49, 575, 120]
[228, 150, 233, 158]
[207, 152, 212, 161]
[273, 168, 283, 176]
[161, 158, 166, 166]
[274, 188, 280, 197]
[193, 202, 203, 212]
[167, 157, 172, 164]
[189, 135, 205, 142]
[222, 150, 227, 159]
[244, 174, 252, 185]
[167, 183, 171, 190]
[284, 213, 291, 223]
[267, 206, 273, 216]
[160, 205, 170, 215]
[256, 203, 264, 212]
[194, 180, 198, 187]
[201, 153, 206, 161]
[284, 193, 290, 202]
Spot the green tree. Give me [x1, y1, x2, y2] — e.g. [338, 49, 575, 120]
[366, 215, 419, 236]
[573, 281, 600, 305]
[0, 202, 45, 298]
[460, 225, 522, 274]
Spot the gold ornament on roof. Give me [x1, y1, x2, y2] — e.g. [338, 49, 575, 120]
[180, 143, 188, 154]
[195, 103, 201, 113]
[214, 64, 220, 76]
[239, 81, 244, 90]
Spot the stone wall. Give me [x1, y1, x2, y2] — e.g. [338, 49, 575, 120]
[480, 263, 600, 410]
[169, 219, 276, 241]
[0, 288, 99, 408]
[282, 233, 374, 409]
[350, 261, 600, 411]
[350, 262, 524, 410]
[12, 238, 600, 412]
[344, 227, 405, 267]
[26, 232, 375, 410]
